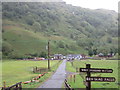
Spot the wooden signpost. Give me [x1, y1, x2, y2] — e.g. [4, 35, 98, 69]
[80, 68, 113, 73]
[86, 76, 116, 82]
[80, 64, 116, 90]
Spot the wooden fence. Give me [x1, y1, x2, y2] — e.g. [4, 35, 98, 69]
[64, 79, 72, 90]
[33, 67, 48, 73]
[2, 82, 22, 90]
[33, 60, 62, 73]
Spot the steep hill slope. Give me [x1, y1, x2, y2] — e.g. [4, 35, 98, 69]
[2, 2, 118, 58]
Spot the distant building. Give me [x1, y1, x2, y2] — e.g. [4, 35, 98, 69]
[98, 53, 113, 57]
[53, 54, 63, 60]
[98, 53, 104, 57]
[34, 57, 45, 60]
[81, 54, 86, 58]
[66, 54, 82, 60]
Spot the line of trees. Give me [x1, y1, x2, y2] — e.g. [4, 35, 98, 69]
[88, 48, 118, 57]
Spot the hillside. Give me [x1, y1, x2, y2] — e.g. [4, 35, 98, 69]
[2, 2, 118, 58]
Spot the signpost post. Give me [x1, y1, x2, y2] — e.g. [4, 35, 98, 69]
[80, 64, 116, 90]
[86, 64, 91, 90]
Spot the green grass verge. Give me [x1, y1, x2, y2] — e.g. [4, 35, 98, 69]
[66, 61, 76, 72]
[2, 59, 62, 88]
[66, 60, 119, 88]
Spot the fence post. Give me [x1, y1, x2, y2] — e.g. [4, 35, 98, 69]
[19, 83, 22, 90]
[70, 75, 72, 82]
[86, 64, 91, 90]
[36, 67, 37, 72]
[3, 81, 6, 88]
[16, 84, 18, 89]
[33, 67, 34, 73]
[74, 75, 76, 83]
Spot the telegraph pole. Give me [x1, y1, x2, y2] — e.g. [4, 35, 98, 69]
[48, 41, 50, 70]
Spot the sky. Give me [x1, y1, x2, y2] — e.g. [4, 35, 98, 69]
[63, 0, 119, 12]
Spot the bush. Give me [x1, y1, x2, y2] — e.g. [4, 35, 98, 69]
[57, 41, 65, 48]
[25, 15, 34, 25]
[32, 22, 41, 32]
[39, 51, 47, 58]
[88, 49, 93, 56]
[2, 42, 13, 56]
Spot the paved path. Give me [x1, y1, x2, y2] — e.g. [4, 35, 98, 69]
[37, 59, 66, 88]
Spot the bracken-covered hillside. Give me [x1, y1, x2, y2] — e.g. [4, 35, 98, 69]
[2, 2, 118, 58]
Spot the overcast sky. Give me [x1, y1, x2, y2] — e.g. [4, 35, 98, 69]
[63, 0, 119, 12]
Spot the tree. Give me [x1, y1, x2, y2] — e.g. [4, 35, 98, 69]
[33, 22, 41, 32]
[118, 48, 120, 55]
[110, 48, 113, 56]
[88, 49, 93, 56]
[2, 42, 13, 56]
[30, 53, 38, 57]
[40, 51, 47, 58]
[93, 49, 98, 55]
[102, 49, 109, 56]
[77, 38, 93, 49]
[25, 15, 34, 25]
[58, 41, 65, 48]
[70, 34, 74, 39]
[107, 37, 112, 43]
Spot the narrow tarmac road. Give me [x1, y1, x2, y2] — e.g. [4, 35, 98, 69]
[37, 59, 66, 88]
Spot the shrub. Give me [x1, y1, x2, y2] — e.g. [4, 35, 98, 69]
[2, 42, 13, 56]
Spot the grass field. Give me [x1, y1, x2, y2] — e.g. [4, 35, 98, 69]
[66, 59, 119, 89]
[1, 59, 62, 88]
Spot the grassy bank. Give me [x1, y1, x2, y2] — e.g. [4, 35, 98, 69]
[2, 59, 62, 88]
[3, 19, 87, 58]
[66, 60, 118, 88]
